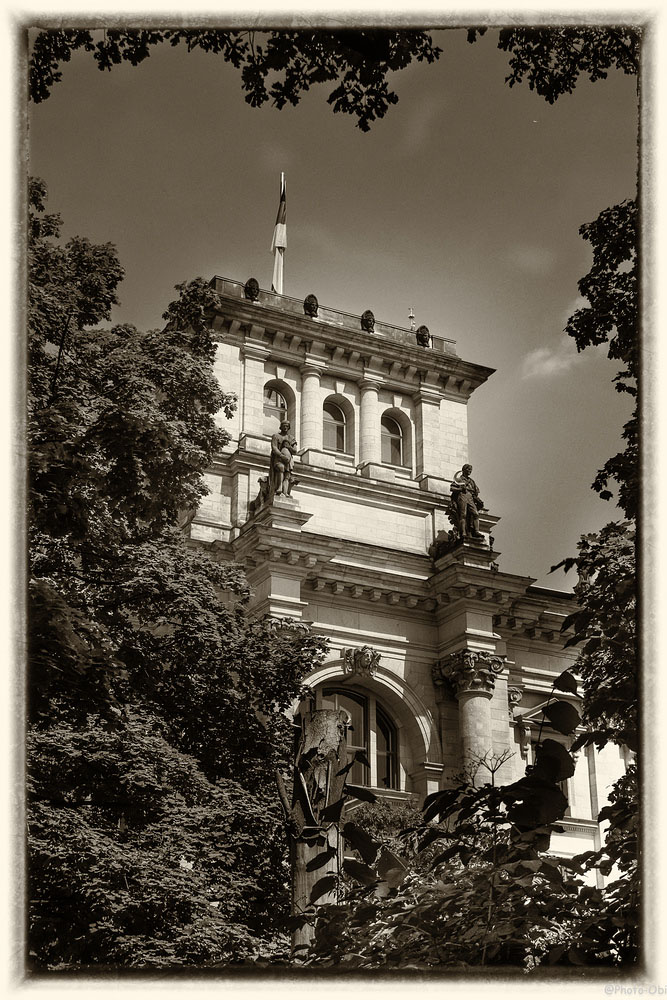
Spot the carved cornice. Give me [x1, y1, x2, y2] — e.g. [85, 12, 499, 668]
[432, 650, 506, 698]
[342, 645, 381, 677]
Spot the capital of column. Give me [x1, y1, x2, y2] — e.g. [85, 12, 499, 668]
[300, 361, 325, 379]
[432, 650, 506, 699]
[414, 387, 442, 407]
[241, 342, 270, 363]
[359, 377, 382, 394]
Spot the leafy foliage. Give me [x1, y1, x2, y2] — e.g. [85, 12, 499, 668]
[565, 200, 639, 518]
[27, 180, 327, 968]
[468, 27, 639, 103]
[29, 28, 442, 131]
[300, 685, 598, 970]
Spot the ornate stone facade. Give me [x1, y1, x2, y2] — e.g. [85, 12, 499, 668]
[432, 650, 506, 698]
[342, 645, 381, 677]
[507, 685, 524, 719]
[190, 275, 627, 868]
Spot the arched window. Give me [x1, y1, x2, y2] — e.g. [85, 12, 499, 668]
[320, 688, 399, 790]
[376, 703, 398, 789]
[323, 401, 346, 453]
[381, 414, 404, 466]
[263, 385, 288, 436]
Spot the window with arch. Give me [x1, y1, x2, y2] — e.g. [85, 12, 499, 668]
[381, 413, 404, 466]
[263, 385, 288, 436]
[320, 687, 399, 790]
[323, 400, 347, 453]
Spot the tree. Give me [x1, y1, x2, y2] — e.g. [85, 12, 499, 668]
[27, 179, 327, 968]
[467, 26, 639, 102]
[301, 680, 598, 971]
[28, 28, 442, 131]
[28, 26, 640, 130]
[546, 195, 639, 964]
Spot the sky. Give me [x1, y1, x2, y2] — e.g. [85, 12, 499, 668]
[26, 25, 639, 590]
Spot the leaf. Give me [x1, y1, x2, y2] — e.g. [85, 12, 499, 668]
[305, 850, 336, 872]
[335, 748, 371, 776]
[430, 845, 461, 868]
[417, 827, 449, 853]
[344, 784, 377, 803]
[376, 847, 406, 878]
[544, 700, 581, 735]
[534, 739, 576, 781]
[422, 788, 459, 823]
[342, 822, 378, 865]
[310, 874, 337, 903]
[553, 669, 578, 695]
[342, 859, 377, 886]
[320, 797, 345, 823]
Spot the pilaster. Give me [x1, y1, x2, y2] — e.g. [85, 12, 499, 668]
[240, 341, 270, 441]
[233, 496, 314, 618]
[414, 386, 443, 480]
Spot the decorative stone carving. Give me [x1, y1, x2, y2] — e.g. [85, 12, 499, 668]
[360, 309, 375, 333]
[432, 650, 506, 698]
[248, 475, 271, 515]
[507, 685, 524, 719]
[428, 527, 459, 560]
[270, 420, 300, 498]
[516, 717, 531, 759]
[343, 645, 381, 677]
[415, 324, 431, 347]
[303, 293, 319, 317]
[450, 465, 485, 542]
[266, 616, 310, 634]
[244, 277, 260, 301]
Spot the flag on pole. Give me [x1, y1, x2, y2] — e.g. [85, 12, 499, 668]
[271, 172, 286, 294]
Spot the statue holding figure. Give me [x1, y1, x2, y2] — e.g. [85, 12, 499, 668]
[269, 420, 300, 498]
[450, 464, 485, 541]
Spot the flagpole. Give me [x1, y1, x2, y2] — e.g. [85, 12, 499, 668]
[271, 172, 286, 294]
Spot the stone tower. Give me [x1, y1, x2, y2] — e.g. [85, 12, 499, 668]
[190, 276, 627, 872]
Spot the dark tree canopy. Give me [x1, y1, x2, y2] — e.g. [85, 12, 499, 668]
[28, 179, 327, 968]
[29, 26, 640, 130]
[468, 27, 639, 103]
[28, 28, 442, 131]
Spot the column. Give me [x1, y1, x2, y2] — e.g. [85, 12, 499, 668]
[358, 378, 394, 479]
[299, 363, 333, 467]
[300, 364, 322, 451]
[432, 650, 505, 782]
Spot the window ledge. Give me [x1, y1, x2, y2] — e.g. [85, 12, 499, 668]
[322, 449, 356, 464]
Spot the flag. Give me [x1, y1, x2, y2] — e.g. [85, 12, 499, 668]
[271, 173, 286, 293]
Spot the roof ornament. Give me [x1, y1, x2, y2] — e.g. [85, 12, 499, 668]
[360, 310, 375, 333]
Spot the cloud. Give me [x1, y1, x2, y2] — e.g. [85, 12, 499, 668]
[397, 94, 447, 156]
[521, 333, 583, 379]
[560, 294, 588, 327]
[506, 245, 557, 276]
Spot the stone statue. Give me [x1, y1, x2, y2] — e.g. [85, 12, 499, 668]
[415, 324, 431, 347]
[303, 293, 319, 318]
[450, 464, 485, 541]
[270, 420, 299, 498]
[360, 309, 375, 333]
[244, 277, 260, 301]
